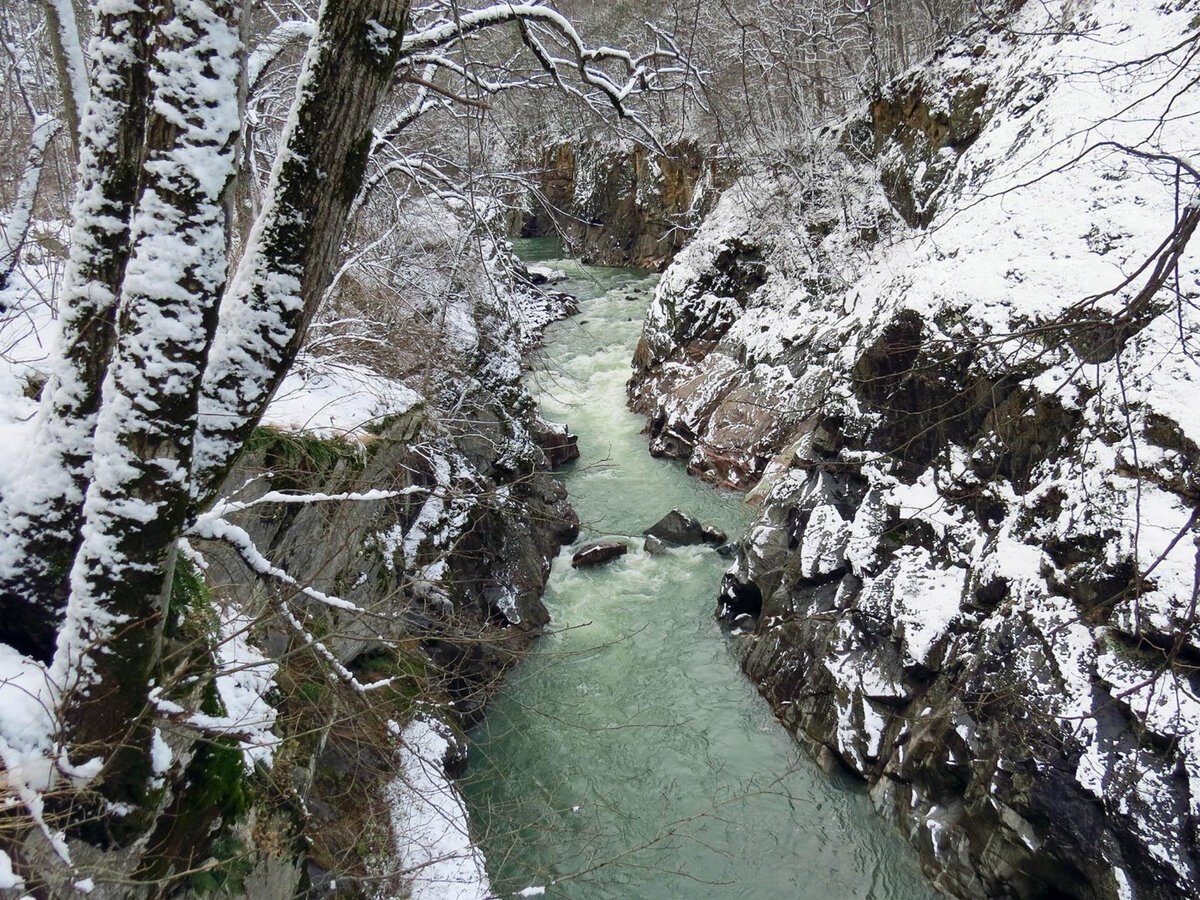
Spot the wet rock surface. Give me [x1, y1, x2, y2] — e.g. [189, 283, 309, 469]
[643, 534, 669, 555]
[643, 509, 726, 547]
[571, 541, 629, 568]
[534, 419, 581, 468]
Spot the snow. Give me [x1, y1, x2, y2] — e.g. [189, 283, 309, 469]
[495, 585, 522, 625]
[640, 0, 1200, 885]
[150, 727, 171, 786]
[889, 548, 966, 667]
[246, 19, 315, 87]
[798, 503, 848, 578]
[0, 648, 75, 869]
[260, 355, 421, 440]
[526, 264, 566, 283]
[213, 610, 280, 770]
[45, 0, 89, 128]
[0, 850, 23, 890]
[0, 644, 58, 775]
[386, 717, 492, 900]
[1, 116, 61, 280]
[1113, 866, 1134, 900]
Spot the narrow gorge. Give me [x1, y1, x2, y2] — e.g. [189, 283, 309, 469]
[0, 0, 1195, 897]
[460, 242, 932, 898]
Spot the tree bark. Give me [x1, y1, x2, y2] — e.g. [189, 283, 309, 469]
[41, 0, 90, 161]
[191, 0, 411, 500]
[53, 0, 243, 839]
[0, 0, 153, 662]
[0, 114, 61, 295]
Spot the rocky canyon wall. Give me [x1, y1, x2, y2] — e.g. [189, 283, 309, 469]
[628, 0, 1200, 896]
[521, 140, 723, 269]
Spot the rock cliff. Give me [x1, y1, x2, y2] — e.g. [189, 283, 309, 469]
[521, 140, 721, 269]
[629, 0, 1200, 896]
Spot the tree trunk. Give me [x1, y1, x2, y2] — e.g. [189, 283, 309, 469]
[0, 114, 61, 295]
[41, 0, 89, 161]
[0, 0, 153, 662]
[191, 0, 412, 501]
[53, 0, 243, 841]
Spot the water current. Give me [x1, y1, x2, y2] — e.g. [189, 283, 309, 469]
[460, 239, 934, 900]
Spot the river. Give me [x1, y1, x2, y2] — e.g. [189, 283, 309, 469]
[460, 240, 934, 899]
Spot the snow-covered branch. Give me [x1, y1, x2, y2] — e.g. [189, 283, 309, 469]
[41, 0, 89, 157]
[246, 18, 316, 94]
[188, 514, 364, 613]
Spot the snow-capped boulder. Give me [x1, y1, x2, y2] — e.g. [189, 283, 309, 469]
[642, 509, 726, 547]
[571, 541, 629, 568]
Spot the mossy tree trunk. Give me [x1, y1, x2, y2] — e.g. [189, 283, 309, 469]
[0, 0, 152, 663]
[191, 0, 411, 502]
[54, 0, 244, 841]
[38, 0, 411, 842]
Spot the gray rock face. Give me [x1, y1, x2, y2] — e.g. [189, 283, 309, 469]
[643, 509, 726, 547]
[628, 3, 1200, 898]
[643, 534, 669, 555]
[521, 140, 726, 269]
[571, 540, 629, 568]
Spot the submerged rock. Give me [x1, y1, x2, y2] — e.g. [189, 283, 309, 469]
[571, 541, 628, 568]
[643, 509, 726, 547]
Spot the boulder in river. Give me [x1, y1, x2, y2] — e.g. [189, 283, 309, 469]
[643, 534, 669, 555]
[643, 509, 726, 547]
[526, 264, 567, 285]
[571, 541, 628, 568]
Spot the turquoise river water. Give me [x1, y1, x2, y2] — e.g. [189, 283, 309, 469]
[460, 240, 934, 899]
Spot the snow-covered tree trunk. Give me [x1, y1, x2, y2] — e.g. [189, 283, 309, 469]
[0, 0, 153, 662]
[0, 113, 61, 294]
[51, 0, 244, 836]
[41, 0, 90, 160]
[191, 0, 410, 500]
[28, 0, 412, 835]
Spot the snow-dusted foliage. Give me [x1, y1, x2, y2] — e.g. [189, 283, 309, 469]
[632, 0, 1200, 895]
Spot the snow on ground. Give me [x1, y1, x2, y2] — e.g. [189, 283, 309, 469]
[385, 716, 492, 900]
[0, 642, 59, 792]
[260, 354, 421, 439]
